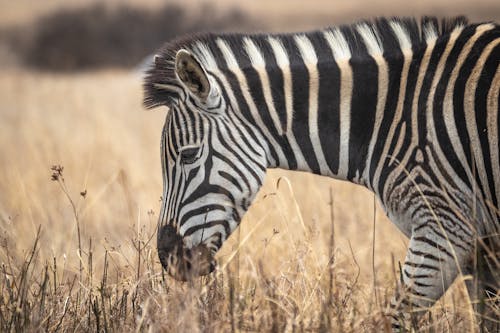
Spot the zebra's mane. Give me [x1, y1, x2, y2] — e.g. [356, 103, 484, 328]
[144, 16, 470, 109]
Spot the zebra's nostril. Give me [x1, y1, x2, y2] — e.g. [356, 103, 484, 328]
[158, 224, 182, 246]
[157, 224, 183, 269]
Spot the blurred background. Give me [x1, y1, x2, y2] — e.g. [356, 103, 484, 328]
[0, 1, 498, 331]
[1, 0, 500, 71]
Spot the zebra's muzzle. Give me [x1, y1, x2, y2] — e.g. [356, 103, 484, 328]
[157, 224, 215, 281]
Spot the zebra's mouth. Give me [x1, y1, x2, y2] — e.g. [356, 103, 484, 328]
[159, 244, 216, 281]
[157, 225, 216, 281]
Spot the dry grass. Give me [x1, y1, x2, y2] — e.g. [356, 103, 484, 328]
[0, 68, 477, 332]
[1, 1, 497, 331]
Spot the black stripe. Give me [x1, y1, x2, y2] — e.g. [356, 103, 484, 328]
[211, 150, 253, 192]
[282, 36, 321, 173]
[170, 110, 181, 153]
[348, 44, 378, 181]
[404, 287, 428, 298]
[206, 37, 281, 165]
[474, 42, 500, 210]
[403, 270, 433, 287]
[212, 122, 264, 190]
[263, 37, 288, 137]
[404, 261, 440, 271]
[401, 271, 433, 279]
[179, 204, 226, 226]
[453, 29, 499, 205]
[226, 111, 267, 169]
[211, 73, 266, 161]
[218, 170, 243, 192]
[184, 220, 231, 239]
[417, 34, 447, 149]
[419, 221, 473, 251]
[432, 26, 477, 188]
[408, 248, 445, 262]
[220, 113, 267, 173]
[258, 37, 299, 169]
[310, 32, 341, 174]
[413, 236, 455, 258]
[388, 38, 424, 172]
[183, 184, 237, 215]
[235, 38, 284, 143]
[370, 23, 405, 192]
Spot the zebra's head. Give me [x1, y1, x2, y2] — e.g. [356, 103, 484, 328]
[144, 44, 268, 280]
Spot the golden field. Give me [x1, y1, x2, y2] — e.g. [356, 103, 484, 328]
[0, 1, 498, 331]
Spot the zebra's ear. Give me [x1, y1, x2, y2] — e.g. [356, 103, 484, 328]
[175, 49, 212, 103]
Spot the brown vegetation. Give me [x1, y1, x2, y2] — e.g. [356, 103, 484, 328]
[0, 69, 479, 332]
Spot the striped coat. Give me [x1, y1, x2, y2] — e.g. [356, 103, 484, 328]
[144, 17, 499, 330]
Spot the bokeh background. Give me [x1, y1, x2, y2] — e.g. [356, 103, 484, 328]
[0, 1, 498, 331]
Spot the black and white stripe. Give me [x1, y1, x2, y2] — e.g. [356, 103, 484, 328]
[144, 16, 499, 330]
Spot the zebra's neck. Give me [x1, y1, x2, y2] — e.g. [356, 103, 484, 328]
[187, 18, 469, 188]
[233, 30, 392, 186]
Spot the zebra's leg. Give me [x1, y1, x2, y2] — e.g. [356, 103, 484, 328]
[388, 226, 471, 331]
[465, 234, 499, 332]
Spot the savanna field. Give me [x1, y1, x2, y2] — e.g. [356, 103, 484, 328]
[0, 0, 499, 331]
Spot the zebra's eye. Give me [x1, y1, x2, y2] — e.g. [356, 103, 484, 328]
[179, 147, 200, 164]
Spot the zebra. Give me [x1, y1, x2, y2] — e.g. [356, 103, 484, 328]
[144, 17, 499, 330]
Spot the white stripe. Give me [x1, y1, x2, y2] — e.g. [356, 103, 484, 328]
[389, 21, 413, 54]
[385, 39, 438, 192]
[417, 25, 476, 213]
[267, 37, 294, 134]
[294, 35, 331, 175]
[324, 28, 351, 60]
[487, 64, 500, 209]
[441, 24, 495, 190]
[356, 23, 384, 55]
[173, 107, 187, 150]
[374, 22, 413, 200]
[357, 24, 388, 187]
[464, 38, 500, 213]
[191, 42, 218, 70]
[267, 36, 309, 170]
[323, 29, 352, 178]
[422, 22, 438, 43]
[153, 83, 186, 100]
[193, 108, 201, 143]
[425, 26, 463, 155]
[191, 41, 274, 163]
[216, 38, 288, 167]
[243, 37, 284, 135]
[389, 122, 406, 166]
[179, 102, 194, 142]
